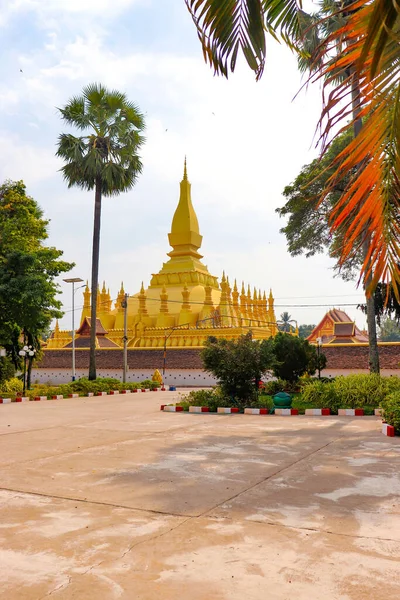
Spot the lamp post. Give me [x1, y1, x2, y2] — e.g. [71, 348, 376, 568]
[18, 345, 36, 394]
[316, 337, 322, 379]
[63, 277, 84, 381]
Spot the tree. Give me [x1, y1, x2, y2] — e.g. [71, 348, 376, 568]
[201, 332, 275, 405]
[271, 332, 320, 382]
[298, 324, 316, 339]
[57, 83, 146, 380]
[0, 181, 73, 375]
[279, 311, 292, 332]
[184, 1, 400, 292]
[378, 318, 400, 342]
[277, 125, 380, 373]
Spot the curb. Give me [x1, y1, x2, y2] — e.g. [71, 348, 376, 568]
[0, 398, 12, 404]
[382, 423, 395, 437]
[305, 408, 331, 416]
[16, 396, 30, 402]
[68, 394, 79, 398]
[96, 392, 107, 396]
[34, 396, 48, 401]
[109, 390, 119, 395]
[189, 406, 210, 413]
[217, 407, 240, 414]
[163, 405, 184, 412]
[51, 395, 64, 400]
[275, 408, 299, 415]
[338, 409, 364, 416]
[244, 408, 269, 415]
[120, 390, 131, 394]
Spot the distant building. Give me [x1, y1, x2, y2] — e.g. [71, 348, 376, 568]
[307, 309, 369, 345]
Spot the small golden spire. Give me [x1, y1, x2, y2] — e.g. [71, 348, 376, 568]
[140, 281, 145, 294]
[241, 281, 246, 295]
[221, 271, 226, 283]
[234, 279, 238, 292]
[183, 156, 187, 181]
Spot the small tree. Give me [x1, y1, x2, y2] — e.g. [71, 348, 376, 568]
[201, 332, 275, 405]
[272, 333, 322, 383]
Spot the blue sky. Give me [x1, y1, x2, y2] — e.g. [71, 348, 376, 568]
[0, 0, 367, 330]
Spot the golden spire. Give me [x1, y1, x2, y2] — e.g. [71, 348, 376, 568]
[181, 283, 191, 311]
[54, 319, 60, 334]
[102, 281, 106, 294]
[160, 285, 169, 313]
[167, 159, 203, 261]
[138, 282, 148, 315]
[232, 278, 239, 308]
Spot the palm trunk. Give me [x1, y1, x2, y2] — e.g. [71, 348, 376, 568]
[89, 178, 102, 380]
[351, 71, 380, 373]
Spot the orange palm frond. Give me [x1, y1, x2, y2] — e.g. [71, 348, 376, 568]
[313, 1, 400, 293]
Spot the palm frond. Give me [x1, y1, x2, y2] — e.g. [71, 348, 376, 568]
[263, 0, 304, 49]
[185, 0, 267, 79]
[314, 2, 400, 291]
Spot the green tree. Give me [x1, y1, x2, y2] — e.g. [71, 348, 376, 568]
[272, 332, 320, 382]
[0, 181, 73, 375]
[201, 332, 275, 405]
[57, 83, 146, 380]
[378, 318, 400, 342]
[277, 125, 381, 373]
[298, 324, 316, 339]
[279, 311, 292, 332]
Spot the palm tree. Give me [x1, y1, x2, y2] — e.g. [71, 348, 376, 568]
[279, 312, 292, 333]
[57, 83, 145, 380]
[184, 0, 400, 294]
[294, 0, 380, 373]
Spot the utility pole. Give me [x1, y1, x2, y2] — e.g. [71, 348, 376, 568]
[122, 293, 129, 383]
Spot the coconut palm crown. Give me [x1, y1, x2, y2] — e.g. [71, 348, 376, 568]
[56, 83, 146, 380]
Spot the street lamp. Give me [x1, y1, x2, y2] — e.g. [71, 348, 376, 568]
[316, 337, 322, 379]
[18, 345, 36, 394]
[63, 277, 84, 381]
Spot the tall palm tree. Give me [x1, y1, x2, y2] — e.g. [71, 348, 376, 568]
[280, 311, 292, 333]
[184, 0, 400, 294]
[57, 83, 145, 380]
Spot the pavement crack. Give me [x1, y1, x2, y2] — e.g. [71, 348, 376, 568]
[37, 575, 72, 599]
[198, 434, 347, 519]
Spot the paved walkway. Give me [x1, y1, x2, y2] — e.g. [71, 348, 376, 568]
[0, 391, 399, 599]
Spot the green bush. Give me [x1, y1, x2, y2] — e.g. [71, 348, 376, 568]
[178, 387, 273, 412]
[0, 377, 23, 395]
[381, 392, 400, 432]
[179, 388, 222, 412]
[301, 380, 341, 413]
[262, 379, 287, 395]
[333, 374, 387, 408]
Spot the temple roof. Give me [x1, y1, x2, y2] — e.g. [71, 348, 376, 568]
[307, 309, 369, 344]
[76, 317, 108, 337]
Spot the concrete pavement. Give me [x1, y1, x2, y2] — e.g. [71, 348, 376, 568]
[0, 391, 399, 599]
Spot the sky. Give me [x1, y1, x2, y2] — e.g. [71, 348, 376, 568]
[0, 0, 368, 331]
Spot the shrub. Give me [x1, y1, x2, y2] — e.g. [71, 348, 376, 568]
[179, 388, 222, 412]
[201, 332, 275, 404]
[262, 379, 287, 395]
[301, 380, 341, 413]
[271, 333, 321, 382]
[381, 392, 400, 432]
[333, 374, 387, 408]
[0, 377, 23, 395]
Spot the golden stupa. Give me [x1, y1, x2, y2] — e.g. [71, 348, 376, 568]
[49, 161, 281, 350]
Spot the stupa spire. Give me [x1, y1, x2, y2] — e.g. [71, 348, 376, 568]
[167, 158, 203, 262]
